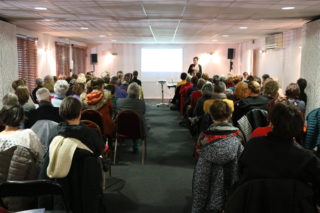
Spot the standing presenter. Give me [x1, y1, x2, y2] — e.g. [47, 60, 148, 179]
[188, 56, 202, 76]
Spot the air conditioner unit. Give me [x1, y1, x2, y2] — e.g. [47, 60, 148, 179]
[265, 33, 283, 49]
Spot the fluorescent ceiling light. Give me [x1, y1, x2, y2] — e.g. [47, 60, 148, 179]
[239, 26, 248, 30]
[222, 35, 229, 37]
[281, 6, 295, 10]
[99, 35, 106, 37]
[112, 40, 117, 42]
[80, 27, 89, 30]
[34, 7, 47, 10]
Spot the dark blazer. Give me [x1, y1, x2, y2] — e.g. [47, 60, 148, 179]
[239, 132, 320, 186]
[225, 178, 317, 213]
[57, 149, 105, 213]
[232, 95, 269, 124]
[188, 64, 202, 75]
[25, 101, 63, 128]
[131, 77, 142, 86]
[225, 133, 320, 213]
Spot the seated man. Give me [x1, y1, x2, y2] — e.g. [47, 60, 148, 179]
[203, 81, 234, 114]
[117, 82, 146, 153]
[25, 88, 62, 128]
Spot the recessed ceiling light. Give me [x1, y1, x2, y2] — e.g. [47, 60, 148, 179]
[222, 35, 229, 38]
[281, 6, 295, 10]
[239, 26, 248, 30]
[80, 27, 89, 30]
[34, 7, 47, 10]
[99, 35, 106, 38]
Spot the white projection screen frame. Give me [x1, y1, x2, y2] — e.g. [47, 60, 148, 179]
[140, 48, 183, 81]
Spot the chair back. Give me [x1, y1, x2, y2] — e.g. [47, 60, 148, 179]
[0, 180, 69, 212]
[237, 109, 268, 143]
[81, 120, 102, 135]
[116, 110, 144, 139]
[81, 109, 104, 134]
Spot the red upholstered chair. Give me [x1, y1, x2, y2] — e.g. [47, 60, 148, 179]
[81, 119, 112, 179]
[114, 110, 146, 165]
[81, 109, 105, 135]
[81, 120, 102, 135]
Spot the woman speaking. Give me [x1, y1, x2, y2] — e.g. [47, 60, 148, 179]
[188, 56, 202, 76]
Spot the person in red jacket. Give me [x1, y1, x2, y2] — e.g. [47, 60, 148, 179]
[179, 75, 193, 113]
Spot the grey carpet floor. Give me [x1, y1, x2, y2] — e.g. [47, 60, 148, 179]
[104, 101, 196, 213]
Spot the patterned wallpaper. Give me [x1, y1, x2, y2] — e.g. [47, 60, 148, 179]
[0, 21, 18, 107]
[300, 19, 320, 114]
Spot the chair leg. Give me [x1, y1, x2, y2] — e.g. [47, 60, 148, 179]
[141, 139, 146, 165]
[113, 138, 118, 164]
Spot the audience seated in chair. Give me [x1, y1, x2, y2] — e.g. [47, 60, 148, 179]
[15, 86, 35, 113]
[0, 104, 44, 161]
[0, 104, 44, 211]
[110, 76, 127, 98]
[120, 73, 133, 91]
[225, 103, 320, 213]
[46, 97, 105, 213]
[25, 88, 62, 128]
[31, 78, 43, 104]
[117, 82, 146, 153]
[297, 78, 307, 105]
[189, 78, 206, 111]
[192, 100, 243, 213]
[285, 83, 306, 115]
[2, 93, 19, 107]
[232, 81, 249, 104]
[51, 80, 69, 107]
[193, 83, 214, 117]
[81, 77, 115, 137]
[180, 75, 193, 112]
[203, 81, 234, 114]
[232, 81, 269, 124]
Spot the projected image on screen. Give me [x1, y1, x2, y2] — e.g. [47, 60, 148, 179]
[141, 48, 183, 72]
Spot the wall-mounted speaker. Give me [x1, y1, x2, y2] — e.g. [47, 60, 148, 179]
[90, 53, 98, 64]
[227, 48, 235, 60]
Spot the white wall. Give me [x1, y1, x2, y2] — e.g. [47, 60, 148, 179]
[0, 20, 18, 106]
[300, 19, 320, 114]
[87, 43, 240, 98]
[240, 28, 302, 90]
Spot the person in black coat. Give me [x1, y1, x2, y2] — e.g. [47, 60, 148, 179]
[25, 88, 63, 128]
[188, 56, 202, 76]
[31, 78, 43, 104]
[40, 97, 105, 213]
[232, 81, 269, 124]
[131, 70, 142, 86]
[297, 78, 307, 105]
[225, 103, 320, 213]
